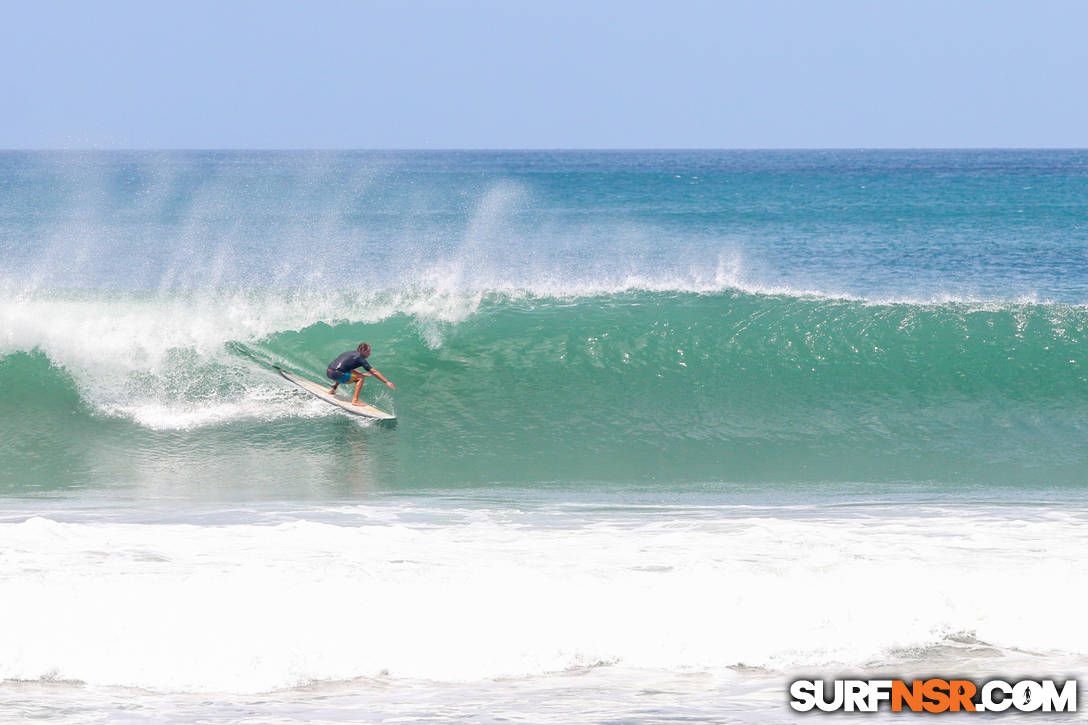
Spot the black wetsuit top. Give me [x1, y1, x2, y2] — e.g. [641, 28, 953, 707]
[327, 351, 373, 378]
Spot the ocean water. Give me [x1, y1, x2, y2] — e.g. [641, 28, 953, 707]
[1, 150, 1087, 722]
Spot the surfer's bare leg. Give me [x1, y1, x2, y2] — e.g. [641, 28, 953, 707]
[327, 382, 339, 395]
[352, 374, 366, 405]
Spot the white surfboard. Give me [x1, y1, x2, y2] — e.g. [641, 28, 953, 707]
[276, 366, 396, 421]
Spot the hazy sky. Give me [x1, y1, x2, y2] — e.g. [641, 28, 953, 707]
[4, 0, 1087, 149]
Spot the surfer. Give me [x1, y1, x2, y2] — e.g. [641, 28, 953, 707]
[326, 342, 395, 406]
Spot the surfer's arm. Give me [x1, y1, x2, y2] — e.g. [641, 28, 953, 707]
[369, 368, 396, 390]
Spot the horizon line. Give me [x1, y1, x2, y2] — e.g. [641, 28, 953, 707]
[2, 146, 1087, 153]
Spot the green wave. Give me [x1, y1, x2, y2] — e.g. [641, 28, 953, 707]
[4, 291, 1088, 490]
[216, 291, 1088, 487]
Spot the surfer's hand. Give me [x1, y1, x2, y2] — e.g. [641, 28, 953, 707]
[386, 381, 396, 390]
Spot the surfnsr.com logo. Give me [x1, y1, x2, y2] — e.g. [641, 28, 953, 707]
[789, 679, 1078, 713]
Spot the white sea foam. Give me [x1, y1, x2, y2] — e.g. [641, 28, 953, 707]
[1, 504, 1085, 693]
[102, 389, 334, 430]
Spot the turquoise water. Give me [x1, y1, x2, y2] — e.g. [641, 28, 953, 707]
[4, 292, 1088, 493]
[2, 151, 1087, 722]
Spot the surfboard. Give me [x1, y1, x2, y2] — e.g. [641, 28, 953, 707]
[275, 366, 396, 421]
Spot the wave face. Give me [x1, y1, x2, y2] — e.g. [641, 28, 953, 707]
[3, 287, 1088, 491]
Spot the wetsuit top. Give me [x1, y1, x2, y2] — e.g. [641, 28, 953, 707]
[328, 350, 373, 375]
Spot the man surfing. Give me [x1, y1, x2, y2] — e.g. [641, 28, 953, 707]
[326, 342, 395, 406]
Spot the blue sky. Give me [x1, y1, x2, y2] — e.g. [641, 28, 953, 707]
[3, 0, 1086, 149]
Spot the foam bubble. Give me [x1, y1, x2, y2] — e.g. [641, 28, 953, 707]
[103, 390, 333, 430]
[0, 505, 1085, 693]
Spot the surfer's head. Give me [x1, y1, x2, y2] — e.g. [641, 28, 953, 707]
[357, 342, 371, 357]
